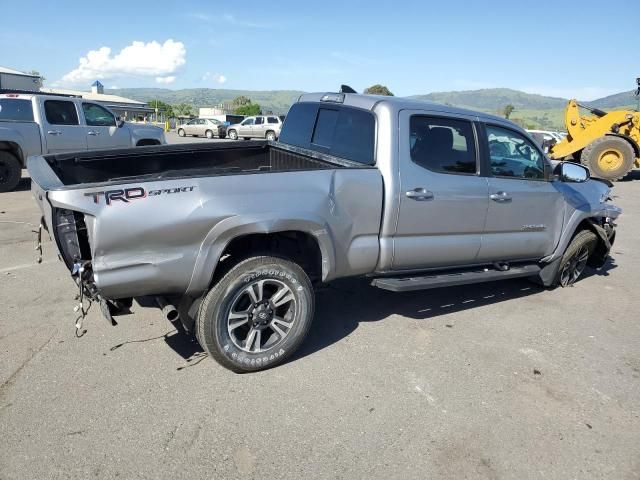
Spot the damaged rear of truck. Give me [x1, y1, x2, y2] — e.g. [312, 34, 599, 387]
[28, 140, 383, 370]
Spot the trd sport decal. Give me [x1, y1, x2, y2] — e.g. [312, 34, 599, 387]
[85, 186, 196, 205]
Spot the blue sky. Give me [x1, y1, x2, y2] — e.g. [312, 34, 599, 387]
[1, 0, 637, 100]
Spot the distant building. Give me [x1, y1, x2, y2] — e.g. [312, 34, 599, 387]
[0, 66, 42, 92]
[199, 104, 244, 124]
[42, 81, 154, 121]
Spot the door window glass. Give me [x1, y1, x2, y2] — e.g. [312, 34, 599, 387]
[486, 125, 545, 179]
[242, 118, 254, 126]
[44, 100, 79, 126]
[409, 116, 477, 174]
[82, 103, 116, 127]
[267, 116, 279, 124]
[255, 117, 264, 125]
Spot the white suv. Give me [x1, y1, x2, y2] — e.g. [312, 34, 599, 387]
[226, 115, 283, 141]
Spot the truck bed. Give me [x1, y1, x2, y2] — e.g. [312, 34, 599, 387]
[34, 140, 365, 189]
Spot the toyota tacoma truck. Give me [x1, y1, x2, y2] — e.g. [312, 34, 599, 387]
[0, 93, 165, 192]
[28, 89, 620, 372]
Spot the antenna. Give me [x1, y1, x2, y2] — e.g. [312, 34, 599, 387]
[339, 85, 357, 94]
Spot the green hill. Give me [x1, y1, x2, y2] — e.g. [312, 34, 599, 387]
[107, 86, 636, 130]
[409, 88, 568, 110]
[106, 88, 304, 114]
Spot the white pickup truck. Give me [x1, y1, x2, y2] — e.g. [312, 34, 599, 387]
[0, 93, 165, 192]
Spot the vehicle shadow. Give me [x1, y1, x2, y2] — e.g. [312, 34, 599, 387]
[13, 175, 31, 192]
[291, 260, 617, 364]
[621, 169, 640, 182]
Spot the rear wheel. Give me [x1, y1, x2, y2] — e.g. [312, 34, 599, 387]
[177, 128, 185, 137]
[196, 256, 314, 373]
[0, 151, 21, 193]
[554, 230, 598, 287]
[228, 129, 238, 140]
[266, 130, 276, 141]
[205, 130, 214, 139]
[580, 136, 635, 181]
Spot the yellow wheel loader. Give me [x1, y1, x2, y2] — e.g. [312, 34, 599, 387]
[550, 79, 640, 181]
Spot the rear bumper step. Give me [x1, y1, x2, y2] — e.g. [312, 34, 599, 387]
[371, 264, 541, 292]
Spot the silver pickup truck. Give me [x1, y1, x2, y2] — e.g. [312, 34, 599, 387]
[28, 90, 620, 372]
[0, 93, 165, 192]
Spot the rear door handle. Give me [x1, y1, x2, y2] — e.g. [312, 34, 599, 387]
[47, 130, 62, 135]
[406, 188, 434, 201]
[490, 191, 512, 203]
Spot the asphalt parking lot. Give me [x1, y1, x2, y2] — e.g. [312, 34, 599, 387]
[1, 160, 639, 479]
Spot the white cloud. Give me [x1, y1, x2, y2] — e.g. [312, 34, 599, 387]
[188, 12, 277, 28]
[202, 72, 227, 84]
[155, 76, 176, 84]
[60, 39, 186, 85]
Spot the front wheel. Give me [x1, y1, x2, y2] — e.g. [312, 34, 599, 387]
[196, 256, 314, 373]
[580, 136, 635, 181]
[177, 128, 186, 137]
[554, 230, 598, 287]
[228, 129, 238, 140]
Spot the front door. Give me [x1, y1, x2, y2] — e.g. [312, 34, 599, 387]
[253, 116, 265, 137]
[238, 117, 254, 137]
[392, 111, 489, 270]
[477, 124, 564, 262]
[41, 99, 87, 153]
[81, 102, 130, 149]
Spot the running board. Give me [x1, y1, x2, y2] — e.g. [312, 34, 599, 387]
[371, 264, 541, 292]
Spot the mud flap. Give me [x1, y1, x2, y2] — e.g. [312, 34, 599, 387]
[587, 220, 614, 269]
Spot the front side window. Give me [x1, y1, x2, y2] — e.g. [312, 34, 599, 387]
[409, 116, 477, 174]
[486, 125, 545, 180]
[0, 99, 34, 122]
[82, 103, 116, 127]
[187, 120, 197, 125]
[242, 118, 255, 126]
[255, 116, 264, 125]
[44, 100, 79, 126]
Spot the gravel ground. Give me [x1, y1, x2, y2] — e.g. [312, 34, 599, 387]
[1, 168, 639, 480]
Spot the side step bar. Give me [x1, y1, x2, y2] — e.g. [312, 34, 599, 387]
[371, 264, 541, 293]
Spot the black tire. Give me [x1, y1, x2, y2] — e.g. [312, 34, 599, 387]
[243, 137, 251, 141]
[177, 128, 186, 137]
[580, 136, 635, 181]
[196, 256, 314, 373]
[228, 129, 238, 140]
[553, 230, 598, 287]
[205, 130, 214, 139]
[0, 151, 22, 193]
[265, 130, 276, 141]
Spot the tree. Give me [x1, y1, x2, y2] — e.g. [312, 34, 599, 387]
[147, 100, 174, 118]
[234, 103, 261, 116]
[364, 84, 394, 96]
[173, 103, 195, 117]
[232, 95, 252, 106]
[503, 104, 515, 119]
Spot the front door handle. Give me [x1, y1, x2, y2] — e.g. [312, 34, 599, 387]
[490, 191, 512, 203]
[87, 130, 101, 136]
[47, 130, 62, 136]
[406, 188, 434, 201]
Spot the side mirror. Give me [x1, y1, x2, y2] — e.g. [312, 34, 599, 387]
[116, 118, 125, 128]
[557, 162, 589, 183]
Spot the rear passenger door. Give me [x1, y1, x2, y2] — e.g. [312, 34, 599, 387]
[477, 124, 563, 262]
[40, 99, 87, 153]
[392, 112, 489, 270]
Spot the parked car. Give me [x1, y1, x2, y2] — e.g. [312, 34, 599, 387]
[226, 115, 282, 141]
[0, 93, 165, 192]
[28, 90, 620, 373]
[177, 118, 227, 139]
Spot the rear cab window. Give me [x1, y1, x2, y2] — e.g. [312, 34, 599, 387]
[44, 100, 79, 125]
[280, 102, 375, 165]
[0, 98, 34, 122]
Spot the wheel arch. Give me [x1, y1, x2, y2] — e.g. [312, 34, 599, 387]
[0, 140, 25, 166]
[185, 215, 336, 296]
